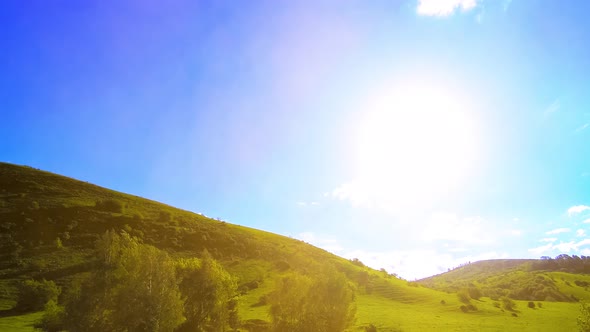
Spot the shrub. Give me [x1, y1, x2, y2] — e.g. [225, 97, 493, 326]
[275, 260, 290, 271]
[365, 323, 378, 332]
[528, 301, 535, 309]
[468, 286, 482, 300]
[159, 211, 172, 223]
[16, 279, 61, 312]
[440, 300, 446, 305]
[579, 302, 590, 332]
[537, 302, 543, 308]
[501, 296, 516, 311]
[241, 319, 270, 332]
[269, 269, 356, 332]
[55, 237, 63, 250]
[95, 199, 123, 213]
[457, 289, 471, 304]
[34, 300, 65, 332]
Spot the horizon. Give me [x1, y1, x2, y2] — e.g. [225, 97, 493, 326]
[2, 0, 590, 280]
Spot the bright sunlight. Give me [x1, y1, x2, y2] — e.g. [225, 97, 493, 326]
[354, 80, 481, 206]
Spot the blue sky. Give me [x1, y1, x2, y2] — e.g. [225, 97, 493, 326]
[1, 0, 589, 279]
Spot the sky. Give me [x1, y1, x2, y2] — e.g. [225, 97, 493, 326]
[1, 0, 589, 279]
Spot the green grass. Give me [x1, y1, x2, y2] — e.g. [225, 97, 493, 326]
[0, 311, 43, 332]
[0, 299, 42, 332]
[355, 294, 579, 331]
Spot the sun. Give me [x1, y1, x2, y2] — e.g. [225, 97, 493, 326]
[354, 80, 480, 207]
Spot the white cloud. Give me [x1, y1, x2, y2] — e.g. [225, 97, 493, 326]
[583, 219, 590, 224]
[529, 238, 590, 255]
[296, 201, 319, 207]
[341, 248, 503, 280]
[568, 205, 590, 216]
[578, 229, 587, 237]
[543, 99, 560, 117]
[553, 241, 578, 253]
[540, 238, 557, 243]
[421, 213, 492, 244]
[296, 232, 343, 253]
[546, 228, 571, 235]
[416, 0, 478, 16]
[575, 123, 590, 133]
[528, 243, 553, 255]
[509, 229, 522, 236]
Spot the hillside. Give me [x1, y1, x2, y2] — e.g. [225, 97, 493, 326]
[0, 162, 585, 331]
[417, 258, 590, 303]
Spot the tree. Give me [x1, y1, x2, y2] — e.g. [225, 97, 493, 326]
[16, 279, 60, 312]
[501, 296, 517, 312]
[64, 231, 185, 332]
[579, 302, 590, 332]
[35, 300, 65, 332]
[176, 251, 238, 332]
[268, 267, 356, 332]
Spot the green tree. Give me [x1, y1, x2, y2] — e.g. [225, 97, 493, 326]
[176, 251, 238, 332]
[269, 267, 356, 332]
[579, 302, 590, 332]
[35, 300, 65, 332]
[16, 279, 60, 312]
[64, 231, 185, 332]
[500, 296, 517, 312]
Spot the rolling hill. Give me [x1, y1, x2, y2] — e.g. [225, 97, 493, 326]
[0, 162, 585, 331]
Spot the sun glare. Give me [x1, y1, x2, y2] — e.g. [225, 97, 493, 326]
[355, 80, 480, 206]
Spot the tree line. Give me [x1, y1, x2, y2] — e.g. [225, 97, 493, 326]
[20, 230, 356, 332]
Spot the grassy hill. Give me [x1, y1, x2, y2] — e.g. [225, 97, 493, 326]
[0, 162, 584, 331]
[417, 259, 590, 303]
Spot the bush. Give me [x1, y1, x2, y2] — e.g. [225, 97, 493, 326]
[159, 211, 172, 222]
[275, 260, 290, 271]
[365, 323, 378, 332]
[35, 300, 65, 332]
[241, 319, 270, 332]
[457, 289, 471, 304]
[55, 237, 63, 250]
[501, 296, 517, 312]
[579, 302, 590, 332]
[528, 301, 535, 309]
[95, 199, 124, 213]
[468, 286, 482, 300]
[269, 268, 356, 332]
[16, 279, 61, 312]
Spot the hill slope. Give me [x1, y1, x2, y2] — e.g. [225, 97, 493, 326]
[0, 162, 585, 331]
[417, 258, 590, 303]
